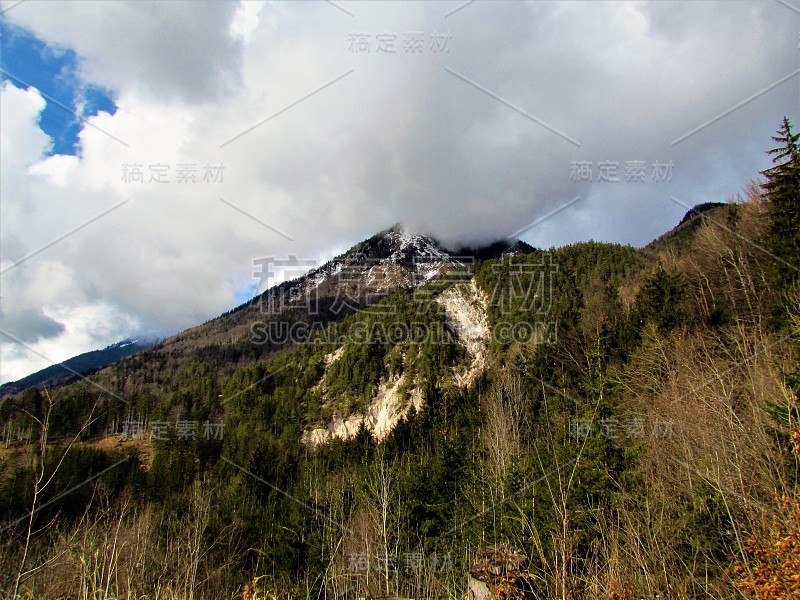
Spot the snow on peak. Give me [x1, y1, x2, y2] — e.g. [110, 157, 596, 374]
[253, 224, 464, 304]
[383, 226, 452, 263]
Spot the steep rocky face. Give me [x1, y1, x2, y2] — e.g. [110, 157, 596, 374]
[302, 277, 491, 446]
[436, 279, 490, 388]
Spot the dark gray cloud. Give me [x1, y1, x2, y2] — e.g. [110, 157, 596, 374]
[2, 308, 65, 343]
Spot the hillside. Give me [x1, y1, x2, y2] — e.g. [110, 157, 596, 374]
[1, 191, 799, 599]
[47, 225, 531, 413]
[0, 338, 157, 396]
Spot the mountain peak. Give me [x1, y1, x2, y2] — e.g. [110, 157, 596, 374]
[350, 223, 450, 266]
[242, 224, 462, 318]
[245, 224, 539, 315]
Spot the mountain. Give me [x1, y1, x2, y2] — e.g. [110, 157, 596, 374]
[3, 197, 795, 599]
[0, 338, 158, 396]
[92, 224, 534, 395]
[453, 238, 536, 261]
[646, 201, 731, 251]
[2, 223, 463, 398]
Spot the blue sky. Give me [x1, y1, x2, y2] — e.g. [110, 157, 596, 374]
[0, 20, 116, 155]
[234, 282, 259, 306]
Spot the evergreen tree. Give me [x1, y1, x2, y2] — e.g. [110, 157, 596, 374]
[761, 117, 800, 304]
[634, 264, 689, 332]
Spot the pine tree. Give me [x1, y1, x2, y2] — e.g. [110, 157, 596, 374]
[761, 117, 800, 302]
[634, 264, 688, 332]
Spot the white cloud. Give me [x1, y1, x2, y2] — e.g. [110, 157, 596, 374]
[0, 82, 50, 165]
[230, 0, 265, 44]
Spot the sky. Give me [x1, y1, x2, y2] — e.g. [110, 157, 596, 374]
[0, 0, 797, 383]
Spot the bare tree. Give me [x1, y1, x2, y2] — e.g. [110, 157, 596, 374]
[480, 370, 527, 501]
[12, 390, 96, 597]
[365, 447, 399, 598]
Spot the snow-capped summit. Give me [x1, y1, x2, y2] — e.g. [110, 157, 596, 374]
[382, 223, 456, 266]
[250, 224, 461, 316]
[343, 223, 458, 271]
[235, 223, 535, 324]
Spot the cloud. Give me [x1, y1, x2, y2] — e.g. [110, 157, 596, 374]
[0, 0, 796, 381]
[2, 308, 65, 343]
[0, 82, 51, 163]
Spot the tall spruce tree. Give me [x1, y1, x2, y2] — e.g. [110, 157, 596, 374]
[761, 117, 800, 305]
